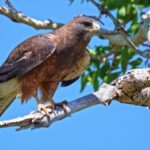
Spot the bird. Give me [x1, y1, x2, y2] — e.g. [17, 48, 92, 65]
[0, 15, 100, 116]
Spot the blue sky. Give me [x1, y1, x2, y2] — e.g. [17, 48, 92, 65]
[0, 0, 150, 150]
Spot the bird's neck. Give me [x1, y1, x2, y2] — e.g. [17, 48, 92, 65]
[53, 26, 91, 50]
[55, 24, 91, 41]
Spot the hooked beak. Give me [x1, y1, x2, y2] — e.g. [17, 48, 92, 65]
[91, 21, 100, 33]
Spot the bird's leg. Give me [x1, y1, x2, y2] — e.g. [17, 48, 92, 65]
[34, 94, 54, 115]
[34, 95, 68, 114]
[34, 94, 40, 104]
[54, 100, 69, 114]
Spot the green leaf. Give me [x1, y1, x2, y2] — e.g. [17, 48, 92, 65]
[130, 23, 139, 33]
[103, 72, 121, 83]
[92, 72, 99, 91]
[118, 6, 126, 17]
[80, 74, 88, 92]
[128, 48, 135, 59]
[99, 62, 110, 78]
[129, 58, 142, 68]
[121, 48, 129, 73]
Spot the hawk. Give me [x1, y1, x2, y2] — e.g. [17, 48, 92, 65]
[0, 15, 100, 116]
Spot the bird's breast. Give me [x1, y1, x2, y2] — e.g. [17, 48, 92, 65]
[32, 37, 91, 82]
[51, 38, 91, 80]
[62, 50, 90, 81]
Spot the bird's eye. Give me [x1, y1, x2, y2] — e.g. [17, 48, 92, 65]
[81, 21, 92, 27]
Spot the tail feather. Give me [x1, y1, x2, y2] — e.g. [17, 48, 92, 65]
[0, 79, 20, 116]
[0, 96, 15, 116]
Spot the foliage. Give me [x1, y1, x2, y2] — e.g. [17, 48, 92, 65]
[70, 0, 148, 91]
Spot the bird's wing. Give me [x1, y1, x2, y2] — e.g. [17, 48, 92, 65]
[0, 34, 57, 83]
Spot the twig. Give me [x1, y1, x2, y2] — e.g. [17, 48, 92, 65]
[90, 0, 126, 32]
[120, 31, 150, 58]
[0, 1, 150, 62]
[5, 0, 17, 12]
[0, 68, 150, 131]
[90, 0, 150, 58]
[0, 0, 149, 56]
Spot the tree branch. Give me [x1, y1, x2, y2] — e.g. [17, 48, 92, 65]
[0, 1, 150, 131]
[5, 0, 17, 12]
[1, 1, 150, 58]
[0, 5, 63, 30]
[90, 0, 150, 58]
[0, 94, 101, 131]
[0, 68, 150, 131]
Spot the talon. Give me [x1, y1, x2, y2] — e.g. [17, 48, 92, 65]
[38, 103, 54, 115]
[103, 100, 111, 106]
[45, 102, 55, 110]
[34, 95, 55, 115]
[55, 100, 68, 114]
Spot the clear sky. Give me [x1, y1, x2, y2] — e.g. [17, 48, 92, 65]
[0, 1, 150, 150]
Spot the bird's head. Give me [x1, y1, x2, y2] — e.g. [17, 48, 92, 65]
[68, 15, 101, 37]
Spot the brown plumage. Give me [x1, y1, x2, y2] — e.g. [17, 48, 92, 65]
[0, 15, 100, 115]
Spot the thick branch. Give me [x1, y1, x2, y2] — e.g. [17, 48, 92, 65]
[0, 94, 101, 131]
[0, 68, 150, 131]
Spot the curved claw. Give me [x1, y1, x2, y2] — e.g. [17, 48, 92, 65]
[54, 100, 69, 114]
[38, 103, 54, 115]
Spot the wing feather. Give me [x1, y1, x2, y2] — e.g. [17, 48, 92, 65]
[61, 77, 79, 87]
[0, 34, 57, 83]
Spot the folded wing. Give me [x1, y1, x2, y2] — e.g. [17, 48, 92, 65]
[0, 34, 57, 83]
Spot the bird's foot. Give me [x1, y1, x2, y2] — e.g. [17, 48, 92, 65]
[38, 102, 54, 115]
[55, 100, 68, 114]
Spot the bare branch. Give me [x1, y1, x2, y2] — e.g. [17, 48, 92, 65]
[4, 0, 17, 12]
[0, 6, 63, 30]
[0, 0, 149, 58]
[0, 68, 150, 131]
[0, 94, 101, 131]
[90, 0, 127, 32]
[90, 0, 150, 58]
